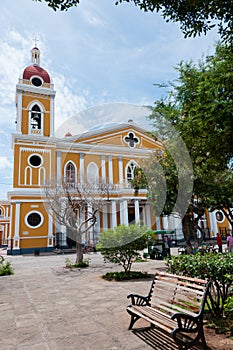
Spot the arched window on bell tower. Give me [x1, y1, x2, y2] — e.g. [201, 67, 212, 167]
[29, 103, 43, 135]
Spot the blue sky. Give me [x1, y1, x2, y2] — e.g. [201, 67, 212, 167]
[0, 0, 218, 199]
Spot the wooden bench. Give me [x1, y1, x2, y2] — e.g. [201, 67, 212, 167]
[127, 272, 211, 350]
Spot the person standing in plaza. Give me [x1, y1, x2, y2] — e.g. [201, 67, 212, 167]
[227, 233, 233, 253]
[216, 233, 223, 253]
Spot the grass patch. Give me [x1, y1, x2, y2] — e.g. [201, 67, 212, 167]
[0, 256, 14, 276]
[65, 258, 89, 269]
[102, 271, 153, 281]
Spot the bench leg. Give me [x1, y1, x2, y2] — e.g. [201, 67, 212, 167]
[128, 314, 140, 330]
[200, 329, 208, 349]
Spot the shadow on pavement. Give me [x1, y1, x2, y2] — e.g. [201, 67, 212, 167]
[132, 326, 212, 350]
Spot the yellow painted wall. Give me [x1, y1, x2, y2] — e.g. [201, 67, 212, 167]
[13, 144, 53, 187]
[112, 157, 119, 184]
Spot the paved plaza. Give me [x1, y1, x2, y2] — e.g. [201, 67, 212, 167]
[1, 250, 229, 350]
[0, 252, 171, 350]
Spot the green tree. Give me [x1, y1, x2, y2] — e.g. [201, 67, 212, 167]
[34, 0, 80, 11]
[130, 166, 148, 194]
[97, 224, 148, 272]
[35, 0, 233, 41]
[147, 43, 233, 250]
[117, 0, 233, 41]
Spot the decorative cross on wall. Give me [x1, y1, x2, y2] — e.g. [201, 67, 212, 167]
[124, 132, 139, 148]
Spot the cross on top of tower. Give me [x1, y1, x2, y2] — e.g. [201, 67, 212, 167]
[124, 132, 139, 148]
[33, 36, 39, 48]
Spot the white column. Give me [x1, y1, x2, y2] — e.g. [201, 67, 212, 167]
[80, 206, 86, 244]
[145, 204, 152, 229]
[111, 201, 117, 228]
[118, 156, 123, 184]
[87, 203, 92, 241]
[209, 211, 218, 237]
[95, 211, 100, 243]
[56, 150, 61, 184]
[156, 217, 161, 230]
[163, 216, 169, 230]
[80, 153, 84, 183]
[103, 204, 108, 230]
[101, 155, 106, 183]
[4, 224, 8, 243]
[13, 202, 20, 250]
[47, 209, 54, 247]
[134, 200, 140, 223]
[50, 95, 55, 135]
[16, 92, 22, 133]
[108, 155, 113, 184]
[120, 200, 128, 226]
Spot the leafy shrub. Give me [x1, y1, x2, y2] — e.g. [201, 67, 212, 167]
[166, 253, 233, 318]
[0, 256, 14, 276]
[102, 271, 152, 281]
[224, 296, 233, 319]
[65, 257, 89, 268]
[97, 224, 148, 273]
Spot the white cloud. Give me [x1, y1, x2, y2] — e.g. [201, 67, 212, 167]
[52, 73, 88, 131]
[0, 156, 13, 170]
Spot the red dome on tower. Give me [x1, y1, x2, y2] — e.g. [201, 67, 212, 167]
[23, 65, 50, 83]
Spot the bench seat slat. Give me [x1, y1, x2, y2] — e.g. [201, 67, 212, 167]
[129, 305, 176, 332]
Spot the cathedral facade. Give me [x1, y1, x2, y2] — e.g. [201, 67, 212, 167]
[0, 47, 230, 255]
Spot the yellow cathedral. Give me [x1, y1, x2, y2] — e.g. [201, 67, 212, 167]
[0, 47, 230, 255]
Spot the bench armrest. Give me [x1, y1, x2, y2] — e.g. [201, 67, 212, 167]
[171, 312, 200, 331]
[127, 293, 150, 306]
[171, 312, 204, 348]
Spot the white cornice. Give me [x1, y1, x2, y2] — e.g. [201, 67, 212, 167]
[16, 83, 56, 96]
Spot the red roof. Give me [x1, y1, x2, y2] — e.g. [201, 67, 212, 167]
[65, 131, 72, 137]
[23, 65, 50, 83]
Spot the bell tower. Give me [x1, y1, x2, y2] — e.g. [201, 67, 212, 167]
[15, 47, 56, 137]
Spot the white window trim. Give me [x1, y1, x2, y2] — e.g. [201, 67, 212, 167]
[64, 160, 78, 183]
[28, 101, 44, 136]
[30, 75, 44, 87]
[87, 161, 99, 183]
[28, 153, 43, 168]
[125, 160, 138, 182]
[25, 210, 44, 229]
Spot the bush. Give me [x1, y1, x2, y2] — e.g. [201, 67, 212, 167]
[0, 256, 14, 276]
[166, 253, 233, 318]
[96, 224, 148, 273]
[102, 271, 152, 281]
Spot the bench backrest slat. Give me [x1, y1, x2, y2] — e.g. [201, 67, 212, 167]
[148, 272, 209, 317]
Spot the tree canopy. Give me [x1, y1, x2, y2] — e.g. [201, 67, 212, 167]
[147, 43, 233, 248]
[96, 224, 148, 272]
[35, 0, 233, 41]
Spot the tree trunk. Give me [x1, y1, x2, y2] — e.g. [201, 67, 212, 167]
[75, 230, 83, 264]
[182, 214, 193, 254]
